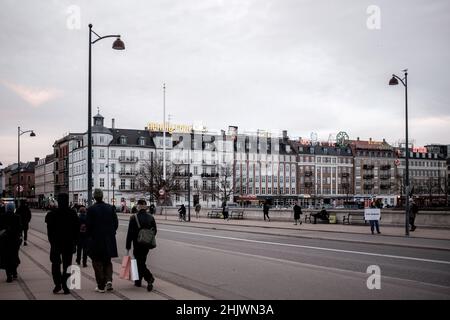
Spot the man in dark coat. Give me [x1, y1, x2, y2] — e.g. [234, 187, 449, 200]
[178, 204, 186, 221]
[126, 199, 157, 291]
[0, 203, 22, 282]
[263, 200, 271, 221]
[409, 199, 419, 231]
[16, 200, 32, 246]
[293, 201, 302, 225]
[45, 193, 79, 294]
[86, 189, 118, 293]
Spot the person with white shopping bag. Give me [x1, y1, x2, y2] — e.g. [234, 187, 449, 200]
[125, 199, 157, 291]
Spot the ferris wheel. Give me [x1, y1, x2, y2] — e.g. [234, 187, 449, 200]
[336, 131, 349, 147]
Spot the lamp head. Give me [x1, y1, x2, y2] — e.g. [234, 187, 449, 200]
[389, 76, 399, 86]
[112, 37, 125, 50]
[30, 131, 36, 137]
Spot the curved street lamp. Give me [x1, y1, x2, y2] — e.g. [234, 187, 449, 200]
[389, 69, 409, 236]
[87, 24, 125, 206]
[18, 127, 36, 204]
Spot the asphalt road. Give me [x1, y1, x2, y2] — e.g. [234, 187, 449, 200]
[30, 211, 450, 299]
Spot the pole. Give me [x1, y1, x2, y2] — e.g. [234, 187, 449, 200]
[163, 83, 166, 181]
[112, 168, 115, 207]
[188, 139, 191, 222]
[87, 24, 93, 206]
[17, 126, 20, 203]
[150, 151, 154, 204]
[404, 71, 410, 236]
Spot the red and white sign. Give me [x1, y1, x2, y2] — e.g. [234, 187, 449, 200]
[159, 189, 165, 196]
[394, 159, 401, 166]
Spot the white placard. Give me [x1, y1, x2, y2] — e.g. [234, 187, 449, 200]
[364, 208, 381, 221]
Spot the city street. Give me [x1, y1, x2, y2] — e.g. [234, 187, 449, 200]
[1, 210, 448, 300]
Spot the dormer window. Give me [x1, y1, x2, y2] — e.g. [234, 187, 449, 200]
[139, 137, 146, 146]
[120, 136, 127, 145]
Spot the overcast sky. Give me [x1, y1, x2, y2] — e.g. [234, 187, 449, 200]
[1, 0, 449, 166]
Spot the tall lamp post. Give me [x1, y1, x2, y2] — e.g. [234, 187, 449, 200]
[17, 127, 36, 204]
[389, 69, 409, 236]
[87, 23, 125, 206]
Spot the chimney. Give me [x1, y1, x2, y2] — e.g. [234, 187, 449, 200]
[34, 157, 39, 163]
[382, 138, 386, 143]
[282, 130, 288, 140]
[369, 137, 372, 143]
[357, 137, 360, 141]
[112, 118, 115, 129]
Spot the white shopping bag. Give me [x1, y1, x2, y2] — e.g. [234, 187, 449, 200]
[130, 258, 139, 281]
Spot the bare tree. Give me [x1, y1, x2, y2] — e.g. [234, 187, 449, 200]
[214, 163, 237, 206]
[136, 158, 181, 206]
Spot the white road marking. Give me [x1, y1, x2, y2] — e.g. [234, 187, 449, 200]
[149, 226, 450, 266]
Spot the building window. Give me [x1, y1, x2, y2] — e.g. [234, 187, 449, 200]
[99, 178, 104, 188]
[176, 194, 180, 201]
[139, 137, 145, 146]
[111, 178, 115, 187]
[120, 136, 127, 145]
[111, 150, 116, 159]
[100, 163, 105, 173]
[212, 194, 216, 201]
[194, 166, 198, 175]
[120, 179, 125, 190]
[203, 181, 207, 190]
[256, 187, 259, 194]
[130, 180, 135, 190]
[203, 194, 208, 202]
[140, 151, 144, 159]
[262, 188, 266, 194]
[292, 188, 295, 194]
[121, 150, 126, 157]
[268, 188, 272, 194]
[100, 136, 105, 143]
[194, 180, 198, 188]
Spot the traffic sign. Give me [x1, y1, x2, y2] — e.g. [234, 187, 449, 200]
[159, 189, 165, 196]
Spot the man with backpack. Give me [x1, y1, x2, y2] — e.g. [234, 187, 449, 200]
[126, 199, 157, 291]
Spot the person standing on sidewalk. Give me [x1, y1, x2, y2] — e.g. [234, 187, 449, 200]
[293, 201, 302, 225]
[263, 200, 271, 222]
[409, 199, 419, 231]
[86, 189, 118, 293]
[195, 203, 201, 219]
[126, 199, 157, 291]
[45, 193, 79, 294]
[178, 204, 186, 221]
[0, 202, 22, 283]
[76, 206, 88, 267]
[16, 200, 31, 246]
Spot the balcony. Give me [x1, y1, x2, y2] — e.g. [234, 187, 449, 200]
[380, 174, 391, 180]
[380, 183, 391, 190]
[341, 183, 350, 189]
[304, 182, 313, 188]
[201, 173, 219, 178]
[118, 171, 138, 177]
[202, 160, 217, 166]
[363, 184, 374, 190]
[380, 164, 391, 170]
[304, 171, 313, 177]
[174, 172, 192, 178]
[118, 156, 138, 163]
[341, 172, 350, 178]
[363, 164, 374, 170]
[363, 174, 374, 179]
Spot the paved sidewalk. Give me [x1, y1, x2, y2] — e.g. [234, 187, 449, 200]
[0, 228, 209, 300]
[119, 213, 450, 251]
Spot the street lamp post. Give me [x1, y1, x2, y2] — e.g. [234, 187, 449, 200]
[17, 127, 36, 204]
[87, 23, 125, 206]
[389, 69, 409, 236]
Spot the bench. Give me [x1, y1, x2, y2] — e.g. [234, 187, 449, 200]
[304, 212, 329, 224]
[342, 213, 367, 225]
[229, 209, 244, 219]
[207, 209, 222, 219]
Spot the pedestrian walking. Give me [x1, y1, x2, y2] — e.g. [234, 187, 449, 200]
[126, 199, 157, 291]
[195, 203, 201, 219]
[178, 204, 186, 221]
[293, 201, 302, 225]
[16, 200, 31, 246]
[222, 202, 229, 220]
[263, 200, 270, 221]
[76, 206, 88, 267]
[0, 202, 22, 283]
[45, 193, 79, 294]
[86, 189, 118, 293]
[368, 201, 381, 234]
[149, 204, 156, 215]
[410, 199, 419, 231]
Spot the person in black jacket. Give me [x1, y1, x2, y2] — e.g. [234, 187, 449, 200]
[86, 189, 118, 293]
[76, 206, 88, 267]
[45, 193, 79, 294]
[293, 201, 302, 225]
[0, 202, 22, 283]
[16, 200, 31, 246]
[178, 204, 186, 221]
[263, 200, 271, 221]
[126, 199, 157, 291]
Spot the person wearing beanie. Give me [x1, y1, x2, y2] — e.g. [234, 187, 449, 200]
[86, 188, 118, 293]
